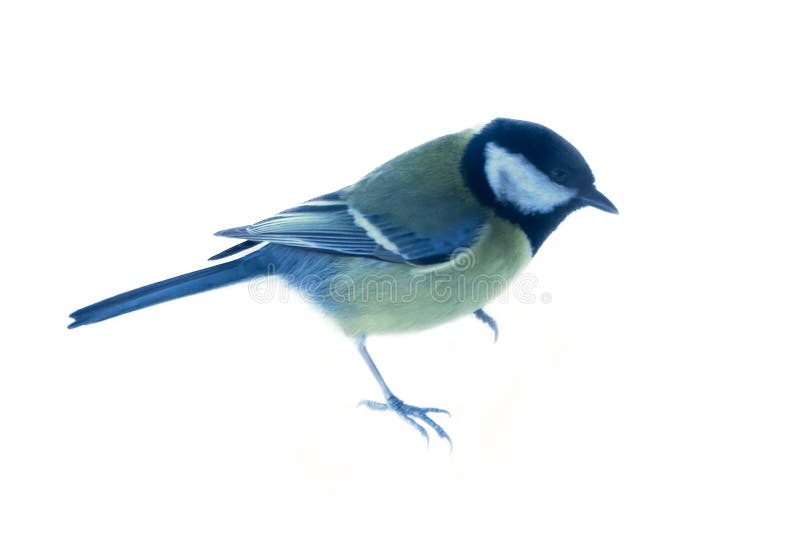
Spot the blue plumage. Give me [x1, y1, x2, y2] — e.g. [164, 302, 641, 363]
[207, 240, 262, 261]
[68, 249, 273, 329]
[214, 189, 486, 264]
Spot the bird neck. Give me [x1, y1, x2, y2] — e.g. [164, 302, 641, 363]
[516, 204, 581, 255]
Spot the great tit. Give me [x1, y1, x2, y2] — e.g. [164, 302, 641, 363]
[68, 118, 617, 446]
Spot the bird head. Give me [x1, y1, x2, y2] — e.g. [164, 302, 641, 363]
[462, 118, 616, 251]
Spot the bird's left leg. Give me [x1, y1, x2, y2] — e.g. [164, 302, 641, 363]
[356, 336, 451, 448]
[474, 308, 499, 342]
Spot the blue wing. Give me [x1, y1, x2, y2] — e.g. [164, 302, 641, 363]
[214, 191, 486, 265]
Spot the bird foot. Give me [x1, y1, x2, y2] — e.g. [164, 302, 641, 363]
[359, 394, 451, 448]
[474, 308, 499, 343]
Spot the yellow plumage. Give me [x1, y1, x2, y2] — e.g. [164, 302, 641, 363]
[328, 215, 531, 336]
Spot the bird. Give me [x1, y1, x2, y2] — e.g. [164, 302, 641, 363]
[68, 118, 617, 446]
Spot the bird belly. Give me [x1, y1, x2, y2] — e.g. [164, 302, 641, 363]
[324, 217, 532, 337]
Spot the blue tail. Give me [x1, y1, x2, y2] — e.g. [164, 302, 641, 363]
[68, 248, 273, 329]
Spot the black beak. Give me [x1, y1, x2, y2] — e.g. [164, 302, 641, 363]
[579, 186, 618, 214]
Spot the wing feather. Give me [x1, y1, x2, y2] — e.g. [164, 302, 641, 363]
[214, 130, 487, 264]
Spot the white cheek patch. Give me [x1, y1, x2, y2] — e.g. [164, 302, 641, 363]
[484, 142, 577, 214]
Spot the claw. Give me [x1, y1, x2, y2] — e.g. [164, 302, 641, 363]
[420, 407, 450, 416]
[358, 400, 388, 411]
[360, 394, 452, 449]
[474, 308, 499, 343]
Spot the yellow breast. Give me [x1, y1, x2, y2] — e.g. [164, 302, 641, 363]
[327, 216, 532, 337]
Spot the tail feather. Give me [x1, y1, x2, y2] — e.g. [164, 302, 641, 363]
[208, 240, 262, 261]
[68, 249, 272, 329]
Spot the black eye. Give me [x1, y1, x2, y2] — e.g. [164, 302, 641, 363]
[550, 168, 569, 183]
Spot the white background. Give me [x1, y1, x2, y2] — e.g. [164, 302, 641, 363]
[2, 1, 799, 546]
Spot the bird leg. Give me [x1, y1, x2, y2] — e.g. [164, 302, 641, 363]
[356, 336, 451, 448]
[474, 308, 499, 342]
